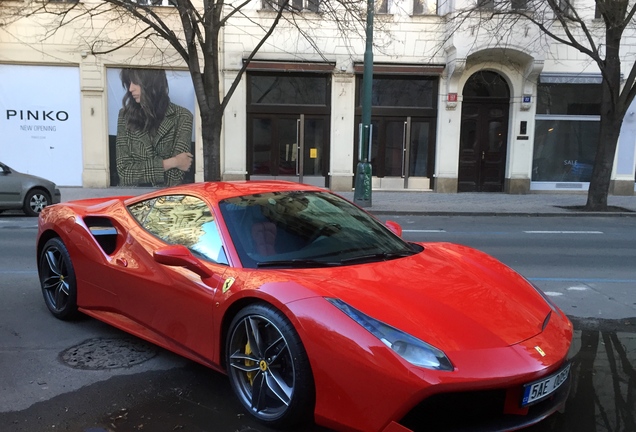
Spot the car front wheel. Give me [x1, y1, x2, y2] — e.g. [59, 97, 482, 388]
[39, 237, 79, 320]
[226, 303, 314, 428]
[24, 189, 51, 217]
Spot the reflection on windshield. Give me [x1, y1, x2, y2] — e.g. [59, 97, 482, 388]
[219, 191, 419, 269]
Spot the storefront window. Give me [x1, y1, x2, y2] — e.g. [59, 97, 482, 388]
[532, 119, 598, 182]
[532, 80, 601, 183]
[250, 75, 327, 105]
[358, 76, 435, 108]
[537, 83, 601, 115]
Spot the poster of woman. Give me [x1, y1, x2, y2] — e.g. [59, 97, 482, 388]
[107, 68, 196, 187]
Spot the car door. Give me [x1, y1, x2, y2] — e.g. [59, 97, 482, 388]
[0, 163, 23, 208]
[109, 194, 230, 362]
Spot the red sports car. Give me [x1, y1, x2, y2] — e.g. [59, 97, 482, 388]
[36, 181, 573, 432]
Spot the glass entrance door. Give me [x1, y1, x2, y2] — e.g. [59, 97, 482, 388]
[357, 116, 433, 188]
[249, 114, 328, 187]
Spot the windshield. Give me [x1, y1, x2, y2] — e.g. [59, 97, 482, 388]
[219, 191, 420, 269]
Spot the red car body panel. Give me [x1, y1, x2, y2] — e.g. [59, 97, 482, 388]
[36, 181, 573, 432]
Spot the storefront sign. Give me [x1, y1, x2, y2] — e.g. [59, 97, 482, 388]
[0, 65, 82, 185]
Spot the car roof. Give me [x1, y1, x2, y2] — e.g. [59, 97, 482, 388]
[125, 181, 328, 205]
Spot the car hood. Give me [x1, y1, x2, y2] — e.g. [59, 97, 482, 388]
[278, 242, 551, 351]
[11, 169, 56, 187]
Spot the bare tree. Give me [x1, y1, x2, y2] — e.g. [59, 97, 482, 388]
[455, 0, 636, 210]
[2, 0, 366, 182]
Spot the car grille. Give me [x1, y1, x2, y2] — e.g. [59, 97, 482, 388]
[399, 378, 570, 432]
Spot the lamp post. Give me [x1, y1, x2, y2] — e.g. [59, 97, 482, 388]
[353, 0, 374, 207]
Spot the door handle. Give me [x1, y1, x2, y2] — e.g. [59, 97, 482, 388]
[296, 119, 301, 176]
[402, 122, 407, 178]
[481, 151, 485, 161]
[116, 258, 128, 267]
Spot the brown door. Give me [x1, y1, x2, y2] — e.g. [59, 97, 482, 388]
[458, 102, 509, 192]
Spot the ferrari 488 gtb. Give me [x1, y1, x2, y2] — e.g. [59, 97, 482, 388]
[36, 181, 573, 432]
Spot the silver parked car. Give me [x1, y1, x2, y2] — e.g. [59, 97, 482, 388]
[0, 162, 61, 216]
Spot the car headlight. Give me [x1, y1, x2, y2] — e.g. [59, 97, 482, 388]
[326, 298, 453, 371]
[526, 279, 564, 318]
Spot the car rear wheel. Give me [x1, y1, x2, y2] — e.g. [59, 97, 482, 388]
[226, 303, 314, 428]
[24, 189, 51, 217]
[39, 237, 79, 320]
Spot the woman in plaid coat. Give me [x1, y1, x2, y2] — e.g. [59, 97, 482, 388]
[116, 68, 194, 187]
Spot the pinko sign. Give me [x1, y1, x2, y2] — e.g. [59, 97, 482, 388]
[0, 64, 82, 186]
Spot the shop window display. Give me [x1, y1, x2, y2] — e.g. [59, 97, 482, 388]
[532, 82, 601, 182]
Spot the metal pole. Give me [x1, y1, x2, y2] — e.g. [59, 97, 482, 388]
[353, 0, 374, 207]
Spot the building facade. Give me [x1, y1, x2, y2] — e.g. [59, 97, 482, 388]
[1, 0, 635, 195]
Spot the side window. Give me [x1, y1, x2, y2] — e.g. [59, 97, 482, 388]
[128, 195, 229, 265]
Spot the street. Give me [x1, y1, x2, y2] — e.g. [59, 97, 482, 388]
[1, 214, 634, 432]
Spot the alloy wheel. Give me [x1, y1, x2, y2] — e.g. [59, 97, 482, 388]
[39, 238, 78, 320]
[29, 193, 49, 213]
[228, 313, 295, 420]
[226, 303, 314, 428]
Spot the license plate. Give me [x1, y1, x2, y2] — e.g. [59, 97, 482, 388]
[522, 363, 571, 406]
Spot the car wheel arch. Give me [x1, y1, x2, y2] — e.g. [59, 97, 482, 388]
[218, 295, 306, 371]
[37, 230, 62, 262]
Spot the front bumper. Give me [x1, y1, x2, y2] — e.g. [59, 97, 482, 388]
[287, 297, 573, 432]
[394, 374, 570, 432]
[52, 188, 61, 204]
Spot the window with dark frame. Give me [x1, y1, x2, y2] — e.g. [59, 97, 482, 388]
[533, 82, 601, 183]
[249, 74, 328, 106]
[262, 0, 319, 12]
[413, 0, 438, 14]
[131, 0, 176, 5]
[477, 0, 495, 9]
[356, 76, 436, 108]
[511, 0, 527, 10]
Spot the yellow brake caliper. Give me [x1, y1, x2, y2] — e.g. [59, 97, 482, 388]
[245, 342, 256, 385]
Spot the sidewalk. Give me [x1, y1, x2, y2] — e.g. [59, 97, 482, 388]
[59, 186, 636, 216]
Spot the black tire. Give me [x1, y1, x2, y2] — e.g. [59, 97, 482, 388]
[38, 237, 79, 320]
[23, 189, 51, 217]
[226, 303, 315, 428]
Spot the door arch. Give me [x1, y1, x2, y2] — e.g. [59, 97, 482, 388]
[458, 71, 510, 192]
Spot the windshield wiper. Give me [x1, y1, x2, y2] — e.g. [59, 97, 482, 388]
[338, 250, 416, 265]
[256, 259, 342, 268]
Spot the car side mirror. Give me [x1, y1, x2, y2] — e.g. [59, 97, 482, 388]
[385, 220, 402, 237]
[154, 245, 212, 279]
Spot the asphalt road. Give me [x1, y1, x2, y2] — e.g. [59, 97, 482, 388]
[385, 215, 636, 320]
[1, 215, 634, 432]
